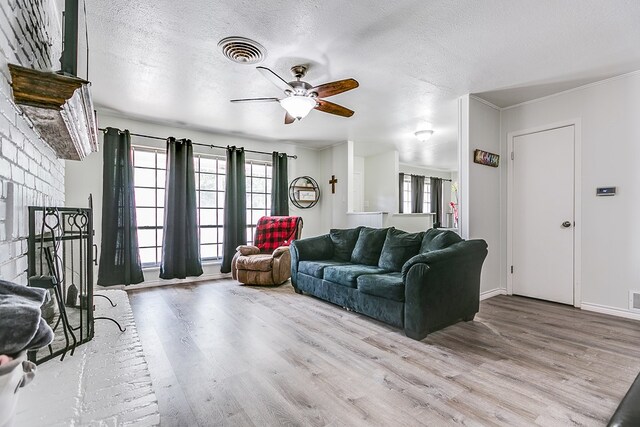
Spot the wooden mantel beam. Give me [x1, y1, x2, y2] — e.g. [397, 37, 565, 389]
[8, 64, 98, 161]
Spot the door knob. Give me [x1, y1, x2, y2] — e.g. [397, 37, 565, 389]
[561, 221, 572, 228]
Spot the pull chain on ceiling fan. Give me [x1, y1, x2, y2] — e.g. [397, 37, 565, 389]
[230, 65, 359, 124]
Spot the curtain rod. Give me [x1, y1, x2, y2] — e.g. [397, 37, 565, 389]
[401, 172, 452, 182]
[98, 128, 297, 159]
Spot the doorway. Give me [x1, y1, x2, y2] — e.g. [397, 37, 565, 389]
[508, 123, 580, 305]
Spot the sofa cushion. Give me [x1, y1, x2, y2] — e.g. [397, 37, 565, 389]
[420, 228, 462, 253]
[324, 264, 389, 288]
[351, 227, 391, 265]
[236, 254, 273, 271]
[330, 227, 362, 261]
[298, 260, 350, 279]
[357, 273, 405, 302]
[378, 228, 424, 272]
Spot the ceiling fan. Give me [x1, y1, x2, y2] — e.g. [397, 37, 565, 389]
[230, 65, 359, 124]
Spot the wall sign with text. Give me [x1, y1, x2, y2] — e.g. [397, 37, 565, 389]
[473, 149, 500, 167]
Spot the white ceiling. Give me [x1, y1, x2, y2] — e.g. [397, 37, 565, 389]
[86, 0, 640, 171]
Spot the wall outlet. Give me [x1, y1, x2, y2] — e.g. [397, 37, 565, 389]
[630, 290, 640, 312]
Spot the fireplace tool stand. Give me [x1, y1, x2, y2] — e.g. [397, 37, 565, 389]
[94, 294, 126, 332]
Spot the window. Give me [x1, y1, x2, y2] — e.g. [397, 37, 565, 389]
[423, 179, 431, 213]
[194, 155, 227, 262]
[402, 175, 411, 213]
[245, 161, 272, 245]
[401, 174, 431, 213]
[133, 147, 271, 266]
[133, 149, 166, 266]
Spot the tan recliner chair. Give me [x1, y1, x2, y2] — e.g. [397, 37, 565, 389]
[231, 216, 302, 285]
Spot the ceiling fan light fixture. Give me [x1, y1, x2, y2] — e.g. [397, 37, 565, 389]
[415, 129, 434, 142]
[279, 96, 316, 120]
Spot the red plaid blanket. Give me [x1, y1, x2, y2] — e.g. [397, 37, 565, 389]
[254, 216, 302, 252]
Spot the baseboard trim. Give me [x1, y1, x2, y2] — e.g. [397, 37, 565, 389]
[581, 302, 640, 321]
[101, 273, 232, 291]
[480, 288, 507, 301]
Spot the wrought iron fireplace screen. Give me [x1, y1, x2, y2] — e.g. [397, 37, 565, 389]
[27, 206, 94, 363]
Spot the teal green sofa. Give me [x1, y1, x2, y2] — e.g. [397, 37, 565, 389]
[290, 227, 488, 340]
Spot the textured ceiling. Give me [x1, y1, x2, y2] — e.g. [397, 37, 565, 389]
[85, 0, 640, 170]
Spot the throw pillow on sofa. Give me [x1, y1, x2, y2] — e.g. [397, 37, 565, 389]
[420, 228, 462, 252]
[378, 228, 424, 271]
[351, 227, 391, 265]
[330, 227, 362, 261]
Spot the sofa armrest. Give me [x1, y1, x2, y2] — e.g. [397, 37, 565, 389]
[272, 246, 289, 258]
[232, 245, 260, 280]
[401, 240, 487, 280]
[608, 371, 640, 427]
[403, 240, 488, 340]
[236, 245, 260, 256]
[290, 235, 334, 261]
[271, 248, 292, 285]
[289, 234, 334, 288]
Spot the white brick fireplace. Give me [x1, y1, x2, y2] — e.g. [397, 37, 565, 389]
[0, 0, 65, 285]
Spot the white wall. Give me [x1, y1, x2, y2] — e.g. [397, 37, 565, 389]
[363, 150, 399, 213]
[386, 214, 433, 233]
[399, 164, 452, 180]
[352, 155, 365, 212]
[459, 95, 503, 294]
[500, 71, 640, 315]
[65, 112, 325, 285]
[0, 0, 64, 285]
[319, 142, 349, 231]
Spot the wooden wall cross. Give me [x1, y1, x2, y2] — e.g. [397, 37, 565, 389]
[329, 175, 338, 194]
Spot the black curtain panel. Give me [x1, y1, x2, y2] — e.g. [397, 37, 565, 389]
[410, 175, 424, 213]
[221, 146, 247, 273]
[160, 138, 203, 279]
[431, 177, 443, 228]
[97, 128, 144, 286]
[398, 173, 405, 213]
[271, 151, 289, 216]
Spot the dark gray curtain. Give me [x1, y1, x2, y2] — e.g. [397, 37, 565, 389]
[97, 128, 144, 286]
[221, 147, 247, 273]
[160, 138, 203, 279]
[271, 152, 289, 216]
[398, 173, 404, 213]
[410, 175, 424, 213]
[431, 177, 443, 228]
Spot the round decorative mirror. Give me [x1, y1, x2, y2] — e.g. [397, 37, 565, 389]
[289, 176, 320, 209]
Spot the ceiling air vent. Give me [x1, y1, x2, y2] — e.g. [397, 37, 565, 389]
[218, 37, 266, 65]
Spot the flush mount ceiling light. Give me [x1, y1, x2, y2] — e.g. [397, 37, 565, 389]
[279, 95, 317, 120]
[218, 37, 266, 65]
[415, 129, 434, 142]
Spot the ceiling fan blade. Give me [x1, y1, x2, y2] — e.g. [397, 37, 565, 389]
[230, 97, 279, 103]
[315, 99, 354, 117]
[256, 66, 293, 92]
[284, 112, 295, 124]
[311, 78, 359, 98]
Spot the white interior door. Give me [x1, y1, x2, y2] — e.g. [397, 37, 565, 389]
[512, 125, 575, 305]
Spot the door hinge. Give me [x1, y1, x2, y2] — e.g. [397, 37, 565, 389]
[510, 265, 514, 274]
[511, 152, 514, 160]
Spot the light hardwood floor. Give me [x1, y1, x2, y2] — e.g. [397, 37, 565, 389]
[128, 280, 640, 426]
